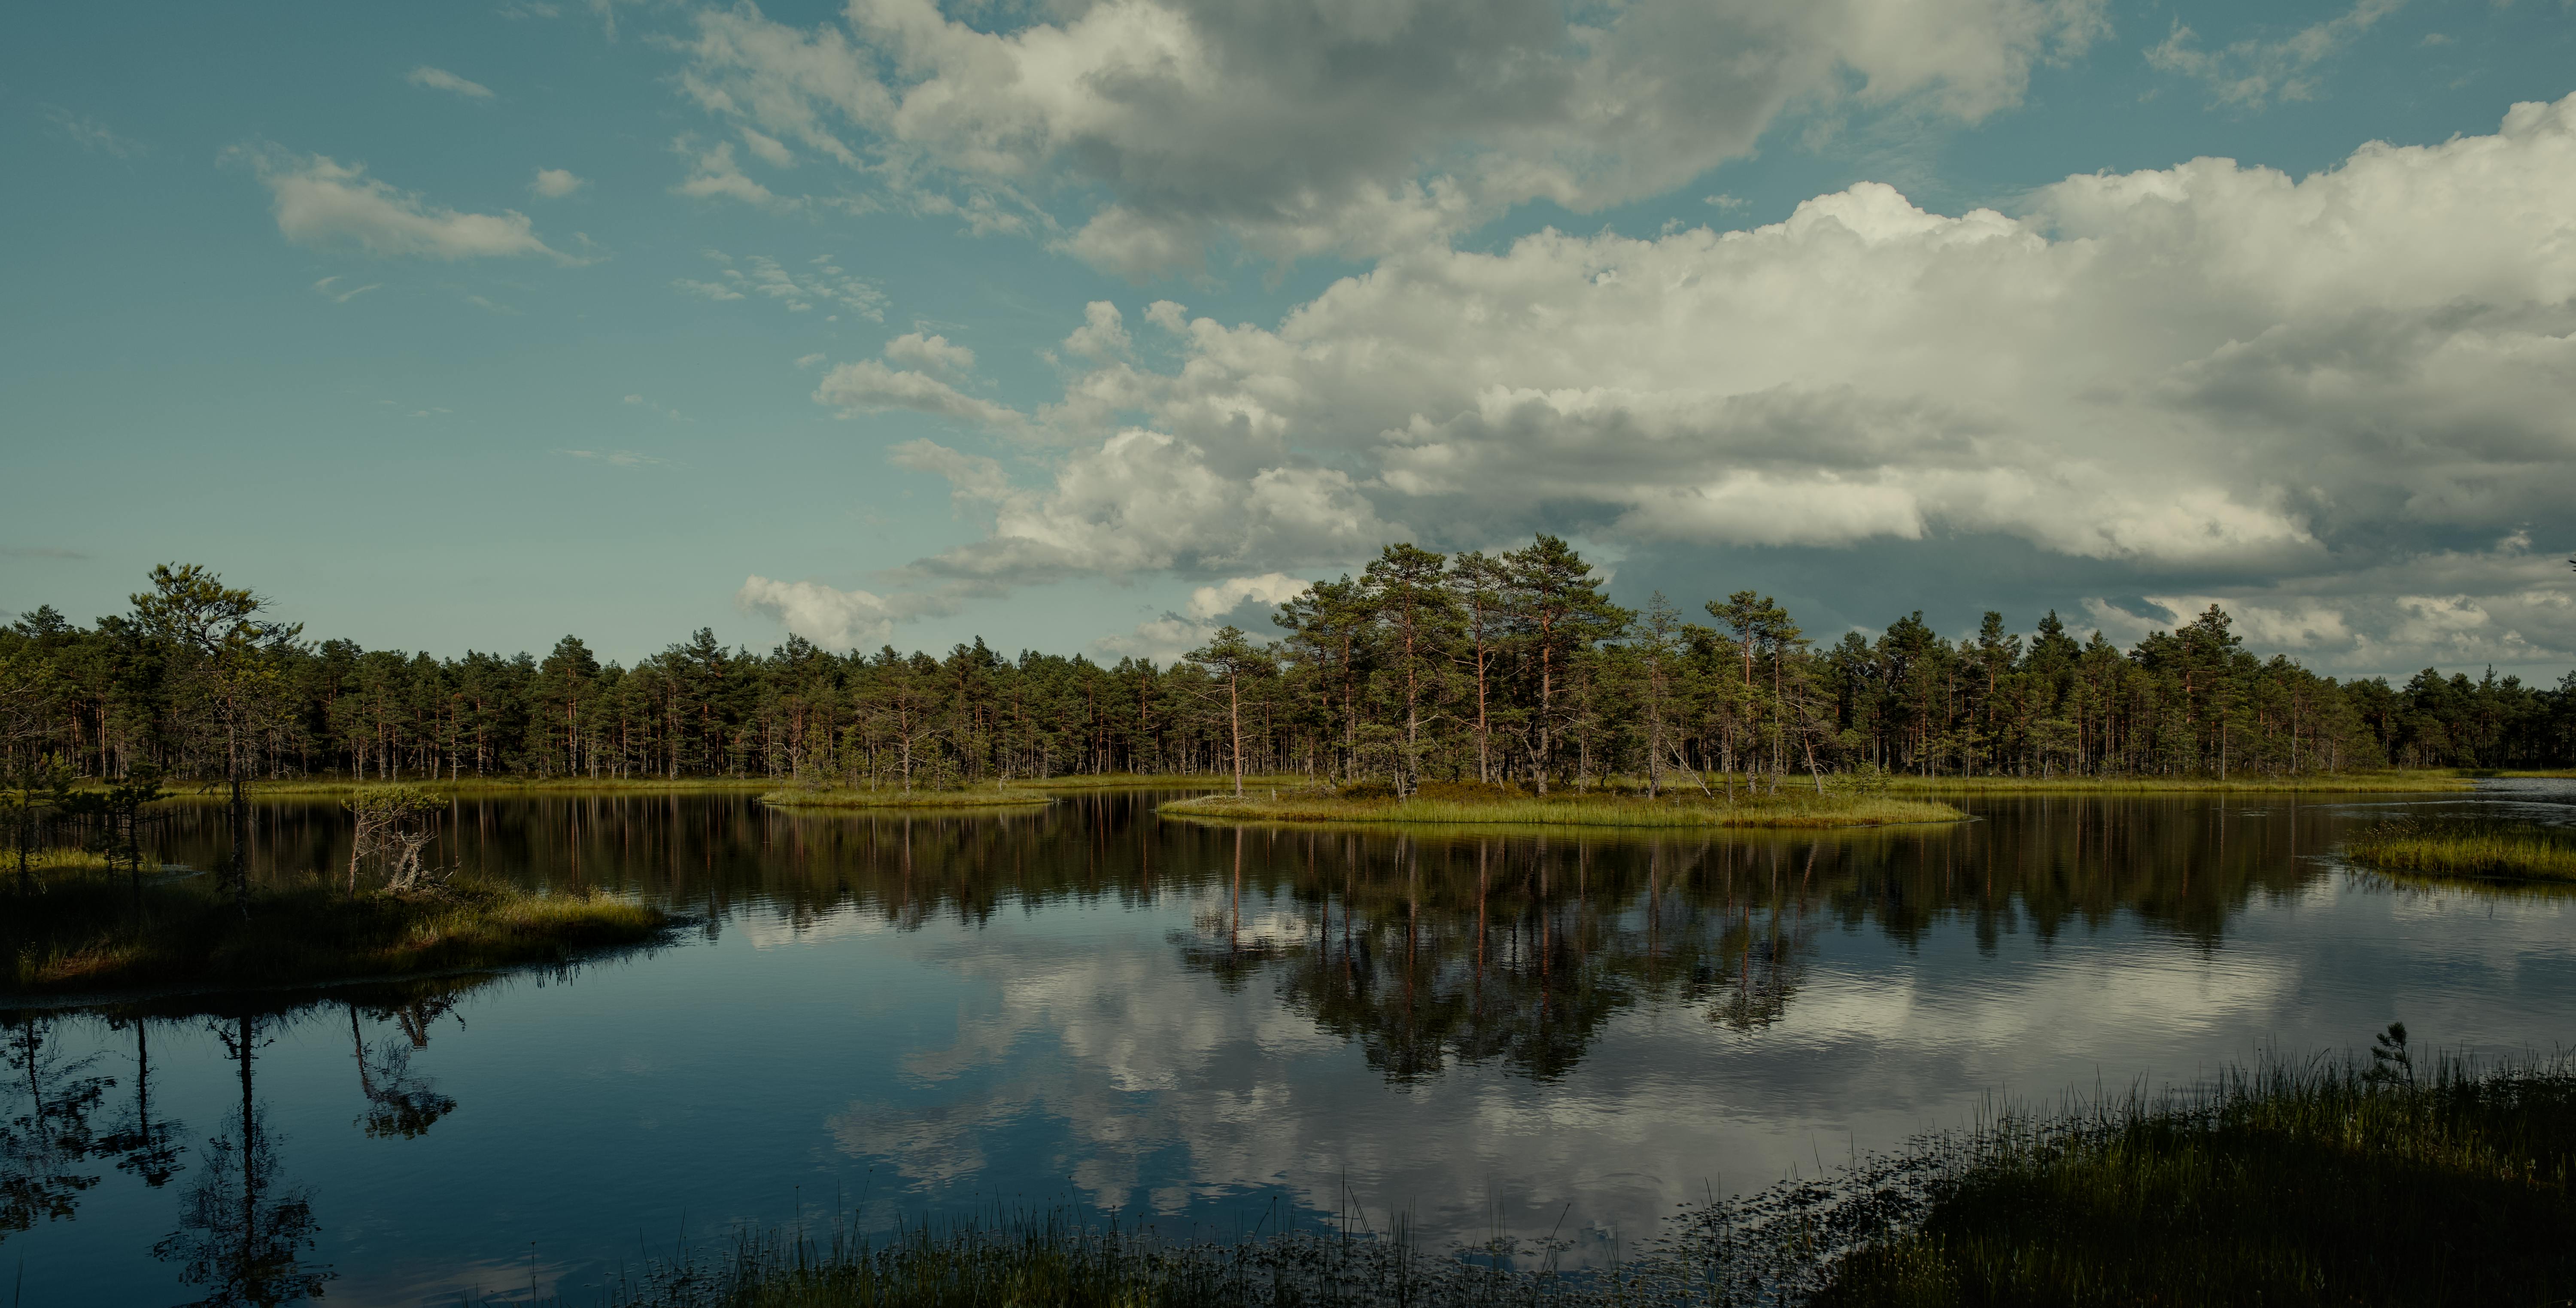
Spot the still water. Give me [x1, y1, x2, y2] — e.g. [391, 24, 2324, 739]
[7, 786, 2574, 1305]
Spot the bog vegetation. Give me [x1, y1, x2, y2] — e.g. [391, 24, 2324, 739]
[5, 546, 2572, 812]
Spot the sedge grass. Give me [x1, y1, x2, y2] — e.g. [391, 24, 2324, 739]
[5, 870, 668, 998]
[2344, 816, 2576, 883]
[1161, 790, 1964, 830]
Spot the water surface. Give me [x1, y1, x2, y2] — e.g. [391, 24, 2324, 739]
[9, 786, 2574, 1305]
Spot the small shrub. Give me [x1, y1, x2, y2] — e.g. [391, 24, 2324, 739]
[1335, 780, 1399, 801]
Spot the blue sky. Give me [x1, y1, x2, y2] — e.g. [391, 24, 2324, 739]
[6, 0, 2574, 679]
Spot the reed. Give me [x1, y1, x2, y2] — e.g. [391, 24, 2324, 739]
[2344, 816, 2576, 883]
[1161, 790, 1964, 830]
[5, 871, 667, 997]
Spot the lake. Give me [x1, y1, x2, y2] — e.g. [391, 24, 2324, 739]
[8, 784, 2573, 1306]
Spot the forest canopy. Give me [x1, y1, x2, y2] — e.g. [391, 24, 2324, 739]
[5, 541, 2573, 792]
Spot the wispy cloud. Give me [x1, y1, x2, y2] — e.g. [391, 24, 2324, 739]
[561, 447, 664, 467]
[311, 275, 383, 303]
[233, 144, 572, 262]
[43, 106, 142, 157]
[674, 250, 886, 320]
[622, 393, 692, 422]
[408, 66, 495, 100]
[2147, 0, 2404, 107]
[530, 167, 586, 198]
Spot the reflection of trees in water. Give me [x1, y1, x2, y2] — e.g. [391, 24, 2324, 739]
[3, 1014, 192, 1239]
[1170, 832, 1832, 1083]
[348, 995, 460, 1139]
[1, 1014, 115, 1235]
[102, 1016, 187, 1187]
[0, 973, 491, 1303]
[162, 791, 2365, 1096]
[153, 1012, 333, 1308]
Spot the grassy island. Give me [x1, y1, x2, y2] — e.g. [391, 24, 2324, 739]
[759, 784, 1056, 811]
[1160, 784, 1964, 830]
[6, 864, 668, 999]
[2344, 816, 2576, 884]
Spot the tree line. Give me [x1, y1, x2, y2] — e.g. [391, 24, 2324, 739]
[4, 545, 2573, 795]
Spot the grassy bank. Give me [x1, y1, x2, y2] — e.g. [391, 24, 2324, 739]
[6, 869, 668, 998]
[2344, 816, 2576, 883]
[1809, 1053, 2576, 1306]
[759, 784, 1055, 811]
[1161, 788, 1964, 830]
[1876, 768, 2477, 794]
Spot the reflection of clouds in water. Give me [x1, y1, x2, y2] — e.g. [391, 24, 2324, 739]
[1791, 951, 2294, 1054]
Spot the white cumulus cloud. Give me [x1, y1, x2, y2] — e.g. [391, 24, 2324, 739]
[804, 94, 2576, 671]
[674, 0, 2105, 274]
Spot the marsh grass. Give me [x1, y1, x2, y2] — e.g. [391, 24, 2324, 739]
[1804, 1054, 2576, 1307]
[759, 785, 1055, 811]
[5, 870, 667, 997]
[2344, 816, 2576, 883]
[1160, 790, 1964, 830]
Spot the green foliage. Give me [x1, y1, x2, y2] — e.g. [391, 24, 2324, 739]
[7, 552, 2575, 807]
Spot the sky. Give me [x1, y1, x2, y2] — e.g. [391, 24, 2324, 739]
[4, 0, 2574, 682]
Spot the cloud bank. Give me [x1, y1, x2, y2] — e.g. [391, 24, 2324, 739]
[834, 94, 2576, 674]
[674, 0, 2105, 273]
